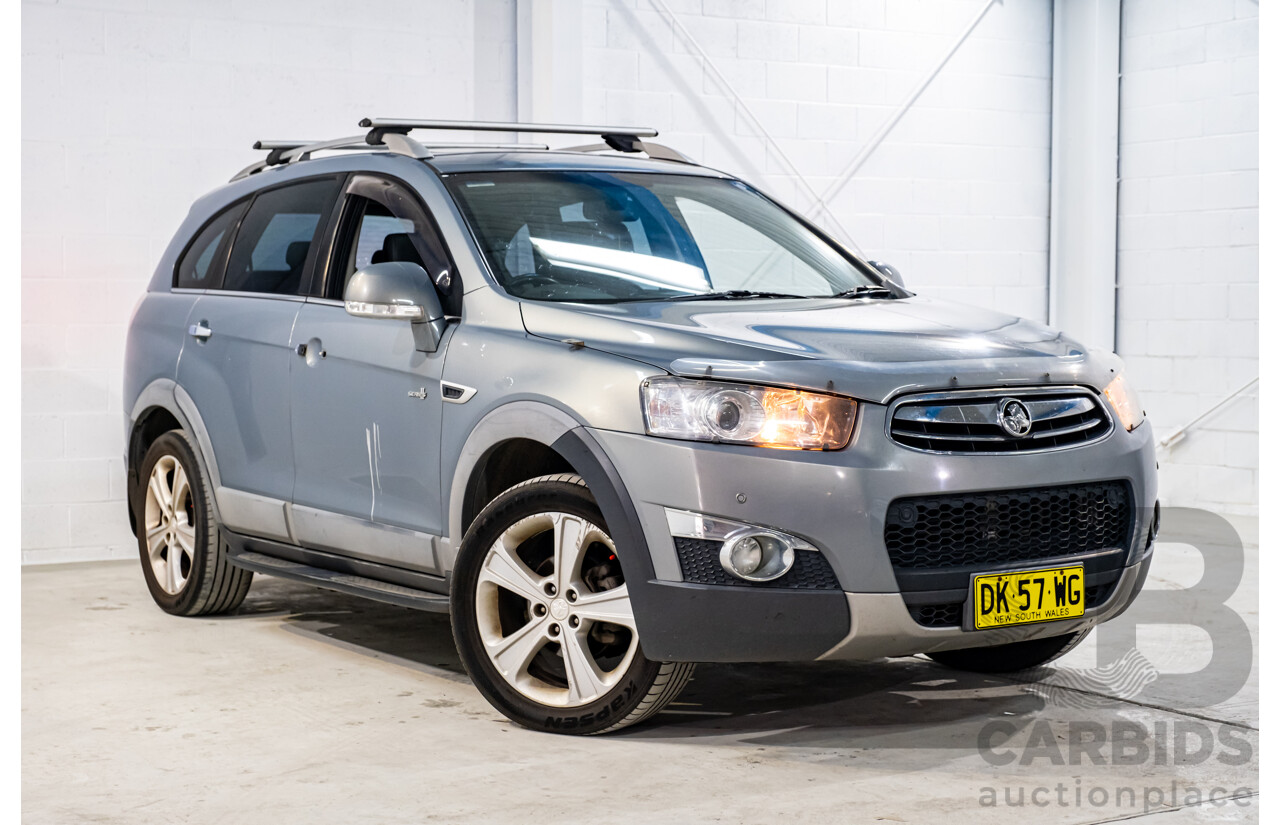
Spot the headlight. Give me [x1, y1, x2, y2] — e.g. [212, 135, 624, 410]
[642, 377, 856, 450]
[1103, 373, 1145, 431]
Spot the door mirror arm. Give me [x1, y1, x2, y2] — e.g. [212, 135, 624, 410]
[410, 317, 447, 353]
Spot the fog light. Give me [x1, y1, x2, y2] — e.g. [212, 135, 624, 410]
[728, 537, 764, 575]
[720, 531, 795, 582]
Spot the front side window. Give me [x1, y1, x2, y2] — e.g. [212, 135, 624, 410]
[174, 201, 246, 289]
[444, 171, 881, 303]
[223, 178, 342, 295]
[353, 209, 417, 273]
[327, 176, 455, 310]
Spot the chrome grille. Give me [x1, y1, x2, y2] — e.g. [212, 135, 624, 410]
[889, 388, 1112, 454]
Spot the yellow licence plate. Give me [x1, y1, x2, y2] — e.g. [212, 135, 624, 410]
[971, 565, 1085, 630]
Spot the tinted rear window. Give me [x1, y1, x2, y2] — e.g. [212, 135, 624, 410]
[222, 178, 341, 295]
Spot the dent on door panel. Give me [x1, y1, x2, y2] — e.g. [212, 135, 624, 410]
[287, 301, 450, 573]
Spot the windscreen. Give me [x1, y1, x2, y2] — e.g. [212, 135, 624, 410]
[444, 171, 880, 303]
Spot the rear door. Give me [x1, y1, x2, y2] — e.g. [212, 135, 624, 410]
[176, 176, 343, 542]
[288, 174, 455, 571]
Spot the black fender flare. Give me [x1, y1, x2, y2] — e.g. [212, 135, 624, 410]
[551, 428, 851, 663]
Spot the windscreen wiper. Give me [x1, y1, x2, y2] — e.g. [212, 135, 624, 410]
[829, 285, 897, 299]
[665, 289, 811, 301]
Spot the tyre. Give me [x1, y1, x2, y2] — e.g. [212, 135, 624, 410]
[926, 627, 1092, 673]
[451, 474, 694, 734]
[135, 429, 252, 616]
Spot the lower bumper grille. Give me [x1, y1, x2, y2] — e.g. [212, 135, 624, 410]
[884, 481, 1133, 571]
[673, 537, 840, 590]
[886, 481, 1134, 629]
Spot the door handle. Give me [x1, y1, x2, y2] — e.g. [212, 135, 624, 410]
[296, 342, 326, 359]
[188, 322, 212, 341]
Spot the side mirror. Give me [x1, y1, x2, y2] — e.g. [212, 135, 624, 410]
[868, 259, 905, 289]
[344, 261, 446, 352]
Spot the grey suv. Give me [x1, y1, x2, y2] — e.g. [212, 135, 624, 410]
[124, 118, 1158, 734]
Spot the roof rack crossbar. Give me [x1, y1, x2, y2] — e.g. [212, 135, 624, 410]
[232, 118, 684, 182]
[359, 117, 658, 139]
[255, 138, 548, 158]
[359, 117, 691, 164]
[252, 140, 312, 151]
[247, 137, 371, 170]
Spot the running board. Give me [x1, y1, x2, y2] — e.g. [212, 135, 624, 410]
[229, 550, 451, 613]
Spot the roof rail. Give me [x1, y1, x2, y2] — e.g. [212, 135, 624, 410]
[408, 142, 548, 151]
[230, 137, 554, 182]
[558, 139, 693, 164]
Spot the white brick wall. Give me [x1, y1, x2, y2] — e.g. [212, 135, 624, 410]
[583, 0, 1054, 321]
[1117, 0, 1258, 514]
[21, 0, 494, 563]
[21, 0, 1260, 563]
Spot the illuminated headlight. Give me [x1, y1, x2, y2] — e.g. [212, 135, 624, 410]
[642, 377, 856, 450]
[1103, 373, 1145, 432]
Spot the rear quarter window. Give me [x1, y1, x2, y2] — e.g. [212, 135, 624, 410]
[173, 201, 247, 290]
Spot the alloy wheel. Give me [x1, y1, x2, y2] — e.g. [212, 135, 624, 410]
[475, 511, 638, 708]
[142, 454, 197, 595]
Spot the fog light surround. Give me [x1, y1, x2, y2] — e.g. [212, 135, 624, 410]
[719, 529, 796, 582]
[665, 508, 817, 584]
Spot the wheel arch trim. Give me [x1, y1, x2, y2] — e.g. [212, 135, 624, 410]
[127, 378, 225, 525]
[443, 400, 586, 570]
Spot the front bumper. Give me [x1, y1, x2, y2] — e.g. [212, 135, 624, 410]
[820, 551, 1152, 660]
[586, 400, 1158, 663]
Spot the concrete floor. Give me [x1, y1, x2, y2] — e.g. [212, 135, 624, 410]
[24, 511, 1258, 824]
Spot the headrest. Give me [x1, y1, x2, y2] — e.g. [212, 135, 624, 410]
[582, 197, 636, 224]
[371, 233, 423, 266]
[286, 241, 310, 269]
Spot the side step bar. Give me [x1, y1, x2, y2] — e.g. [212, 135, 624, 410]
[229, 550, 451, 613]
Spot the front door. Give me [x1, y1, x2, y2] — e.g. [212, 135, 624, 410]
[289, 174, 455, 572]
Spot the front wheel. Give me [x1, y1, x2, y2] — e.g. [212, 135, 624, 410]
[451, 474, 694, 734]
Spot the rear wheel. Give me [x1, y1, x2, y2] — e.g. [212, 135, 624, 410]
[135, 430, 252, 616]
[451, 474, 694, 734]
[926, 627, 1091, 673]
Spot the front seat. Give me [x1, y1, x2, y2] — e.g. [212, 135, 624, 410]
[371, 233, 426, 268]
